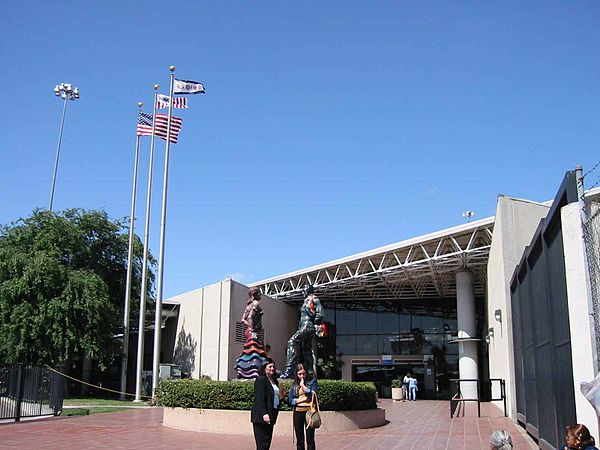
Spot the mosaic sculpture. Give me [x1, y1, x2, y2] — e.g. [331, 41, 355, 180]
[281, 284, 325, 381]
[235, 287, 269, 379]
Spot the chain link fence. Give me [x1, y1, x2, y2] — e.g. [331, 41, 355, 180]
[583, 200, 600, 368]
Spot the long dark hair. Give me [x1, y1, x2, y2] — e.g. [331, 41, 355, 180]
[292, 363, 307, 394]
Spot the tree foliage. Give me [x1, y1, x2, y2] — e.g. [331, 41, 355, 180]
[0, 209, 155, 367]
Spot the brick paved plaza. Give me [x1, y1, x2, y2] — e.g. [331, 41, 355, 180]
[0, 400, 536, 450]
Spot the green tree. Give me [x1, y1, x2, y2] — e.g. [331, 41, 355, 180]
[0, 209, 155, 368]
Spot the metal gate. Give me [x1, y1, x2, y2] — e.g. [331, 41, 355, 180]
[510, 170, 579, 450]
[0, 365, 64, 421]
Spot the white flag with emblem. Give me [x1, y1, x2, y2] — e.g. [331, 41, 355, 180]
[174, 78, 205, 95]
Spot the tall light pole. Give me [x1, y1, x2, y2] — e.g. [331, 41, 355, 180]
[49, 82, 80, 210]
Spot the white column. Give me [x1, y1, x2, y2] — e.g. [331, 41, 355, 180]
[561, 203, 598, 440]
[456, 270, 479, 399]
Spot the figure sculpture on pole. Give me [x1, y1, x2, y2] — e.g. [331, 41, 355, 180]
[235, 287, 269, 379]
[281, 284, 325, 381]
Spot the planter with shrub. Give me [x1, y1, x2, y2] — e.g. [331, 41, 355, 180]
[391, 379, 403, 401]
[155, 378, 386, 434]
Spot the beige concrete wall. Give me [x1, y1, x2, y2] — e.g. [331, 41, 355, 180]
[166, 280, 231, 380]
[561, 202, 598, 439]
[227, 280, 296, 378]
[486, 195, 549, 419]
[168, 287, 204, 379]
[169, 279, 296, 381]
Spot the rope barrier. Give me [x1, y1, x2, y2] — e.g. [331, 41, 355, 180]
[44, 364, 152, 400]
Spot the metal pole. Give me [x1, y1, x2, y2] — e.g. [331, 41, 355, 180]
[576, 165, 588, 222]
[152, 67, 175, 396]
[49, 95, 68, 210]
[134, 88, 159, 402]
[120, 102, 143, 400]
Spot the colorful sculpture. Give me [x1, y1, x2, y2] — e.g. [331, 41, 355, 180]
[235, 287, 269, 379]
[281, 284, 325, 381]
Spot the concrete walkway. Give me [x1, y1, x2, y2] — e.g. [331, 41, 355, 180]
[0, 400, 537, 449]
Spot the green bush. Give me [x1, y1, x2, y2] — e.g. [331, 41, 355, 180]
[391, 379, 402, 388]
[154, 379, 377, 411]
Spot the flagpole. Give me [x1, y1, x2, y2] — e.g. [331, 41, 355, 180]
[152, 66, 176, 396]
[133, 88, 160, 402]
[120, 101, 143, 401]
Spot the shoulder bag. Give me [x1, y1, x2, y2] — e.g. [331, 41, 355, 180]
[305, 392, 322, 429]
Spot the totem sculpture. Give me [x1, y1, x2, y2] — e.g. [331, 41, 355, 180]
[235, 287, 269, 379]
[281, 284, 326, 381]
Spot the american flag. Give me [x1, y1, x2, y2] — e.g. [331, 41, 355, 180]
[156, 94, 188, 110]
[137, 112, 183, 144]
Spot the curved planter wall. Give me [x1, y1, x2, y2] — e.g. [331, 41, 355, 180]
[163, 407, 386, 435]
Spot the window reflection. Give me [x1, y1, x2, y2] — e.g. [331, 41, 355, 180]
[336, 310, 356, 334]
[356, 334, 378, 354]
[356, 311, 378, 334]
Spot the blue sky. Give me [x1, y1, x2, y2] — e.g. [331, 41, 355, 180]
[1, 2, 599, 298]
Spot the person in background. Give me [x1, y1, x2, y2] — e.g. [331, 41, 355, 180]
[402, 372, 411, 401]
[490, 430, 513, 450]
[288, 363, 317, 450]
[251, 359, 283, 450]
[408, 375, 418, 401]
[561, 424, 599, 450]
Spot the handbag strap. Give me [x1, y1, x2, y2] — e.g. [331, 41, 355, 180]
[311, 392, 321, 413]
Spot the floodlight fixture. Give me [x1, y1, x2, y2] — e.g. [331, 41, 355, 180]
[49, 82, 80, 210]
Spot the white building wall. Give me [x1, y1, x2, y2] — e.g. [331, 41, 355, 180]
[561, 202, 598, 439]
[487, 195, 549, 419]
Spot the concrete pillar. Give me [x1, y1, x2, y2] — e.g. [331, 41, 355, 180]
[456, 270, 479, 399]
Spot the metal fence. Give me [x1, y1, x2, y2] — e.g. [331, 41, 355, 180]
[510, 170, 579, 450]
[583, 200, 600, 369]
[0, 365, 65, 421]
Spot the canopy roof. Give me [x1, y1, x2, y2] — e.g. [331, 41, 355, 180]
[251, 216, 494, 305]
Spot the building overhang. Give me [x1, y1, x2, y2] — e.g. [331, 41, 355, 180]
[251, 216, 494, 305]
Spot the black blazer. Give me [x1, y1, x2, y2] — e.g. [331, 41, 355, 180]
[250, 375, 279, 425]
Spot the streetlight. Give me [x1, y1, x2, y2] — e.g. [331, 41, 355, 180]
[49, 82, 80, 210]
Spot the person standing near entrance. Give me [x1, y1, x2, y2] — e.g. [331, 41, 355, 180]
[408, 375, 418, 401]
[251, 359, 283, 450]
[403, 372, 411, 400]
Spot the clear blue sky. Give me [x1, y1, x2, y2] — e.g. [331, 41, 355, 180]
[1, 2, 599, 298]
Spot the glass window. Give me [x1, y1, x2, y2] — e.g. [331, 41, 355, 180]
[356, 311, 378, 334]
[378, 334, 396, 354]
[410, 315, 422, 330]
[377, 313, 398, 334]
[421, 316, 443, 332]
[323, 308, 335, 325]
[356, 334, 378, 354]
[443, 319, 457, 333]
[399, 314, 411, 333]
[336, 335, 356, 355]
[336, 310, 356, 334]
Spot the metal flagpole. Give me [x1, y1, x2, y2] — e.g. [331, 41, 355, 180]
[49, 94, 68, 210]
[120, 102, 143, 400]
[152, 66, 175, 396]
[134, 88, 160, 402]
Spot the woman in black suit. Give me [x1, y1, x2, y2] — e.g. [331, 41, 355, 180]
[251, 359, 282, 450]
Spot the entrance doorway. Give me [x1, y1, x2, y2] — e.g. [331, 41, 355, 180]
[352, 361, 435, 399]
